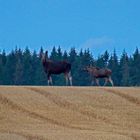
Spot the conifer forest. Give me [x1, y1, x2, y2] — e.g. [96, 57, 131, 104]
[0, 46, 140, 86]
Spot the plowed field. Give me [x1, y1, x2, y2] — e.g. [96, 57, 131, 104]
[0, 86, 140, 140]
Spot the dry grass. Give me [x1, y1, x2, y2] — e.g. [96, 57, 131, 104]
[0, 86, 140, 140]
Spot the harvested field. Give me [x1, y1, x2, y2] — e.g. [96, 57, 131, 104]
[0, 86, 140, 140]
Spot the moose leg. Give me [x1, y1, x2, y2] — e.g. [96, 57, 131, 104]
[68, 72, 72, 86]
[49, 76, 53, 85]
[47, 74, 53, 86]
[47, 75, 50, 85]
[91, 80, 94, 86]
[64, 73, 69, 86]
[103, 78, 108, 86]
[47, 79, 50, 86]
[95, 78, 100, 86]
[108, 77, 114, 86]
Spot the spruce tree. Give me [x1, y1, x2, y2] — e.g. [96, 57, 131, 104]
[31, 51, 40, 85]
[120, 50, 130, 86]
[76, 49, 93, 86]
[130, 48, 140, 85]
[103, 50, 109, 67]
[57, 46, 63, 60]
[4, 50, 16, 85]
[36, 47, 48, 85]
[68, 47, 77, 85]
[0, 50, 6, 84]
[50, 46, 57, 60]
[108, 50, 121, 86]
[63, 50, 68, 60]
[14, 59, 24, 85]
[0, 53, 3, 84]
[22, 47, 33, 85]
[95, 55, 105, 68]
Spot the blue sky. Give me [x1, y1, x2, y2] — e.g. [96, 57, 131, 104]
[0, 0, 140, 56]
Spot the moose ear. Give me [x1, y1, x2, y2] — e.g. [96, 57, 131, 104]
[45, 51, 48, 58]
[45, 51, 48, 55]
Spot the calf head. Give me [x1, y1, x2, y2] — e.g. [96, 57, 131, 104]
[83, 66, 93, 73]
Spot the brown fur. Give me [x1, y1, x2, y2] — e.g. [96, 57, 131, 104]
[41, 51, 72, 86]
[84, 66, 114, 86]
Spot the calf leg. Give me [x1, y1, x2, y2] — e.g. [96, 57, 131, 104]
[108, 77, 114, 86]
[47, 79, 50, 86]
[95, 78, 100, 86]
[68, 72, 72, 86]
[91, 78, 94, 86]
[49, 76, 53, 85]
[64, 73, 69, 86]
[103, 78, 108, 86]
[47, 75, 53, 86]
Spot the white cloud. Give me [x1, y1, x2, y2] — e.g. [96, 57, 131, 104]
[80, 36, 115, 49]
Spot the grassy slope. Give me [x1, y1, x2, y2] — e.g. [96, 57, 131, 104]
[0, 86, 140, 140]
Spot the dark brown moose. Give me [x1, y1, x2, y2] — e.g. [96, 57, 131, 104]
[41, 51, 72, 86]
[84, 66, 114, 86]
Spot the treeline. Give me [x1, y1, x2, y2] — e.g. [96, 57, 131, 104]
[0, 46, 140, 86]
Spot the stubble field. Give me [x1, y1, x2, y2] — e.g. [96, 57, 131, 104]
[0, 86, 140, 140]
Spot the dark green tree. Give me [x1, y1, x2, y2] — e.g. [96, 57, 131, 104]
[50, 46, 57, 60]
[103, 50, 109, 67]
[108, 50, 121, 86]
[14, 59, 24, 85]
[129, 48, 140, 85]
[57, 46, 63, 60]
[68, 47, 78, 85]
[95, 55, 105, 68]
[63, 50, 68, 60]
[75, 49, 93, 86]
[36, 47, 48, 85]
[0, 50, 7, 84]
[4, 50, 16, 84]
[22, 47, 33, 85]
[120, 50, 130, 86]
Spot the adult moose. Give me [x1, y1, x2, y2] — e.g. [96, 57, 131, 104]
[84, 66, 114, 86]
[41, 51, 72, 86]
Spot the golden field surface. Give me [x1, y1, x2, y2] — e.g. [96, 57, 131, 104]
[0, 86, 140, 140]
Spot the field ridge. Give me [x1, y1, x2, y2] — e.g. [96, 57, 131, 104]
[0, 86, 140, 140]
